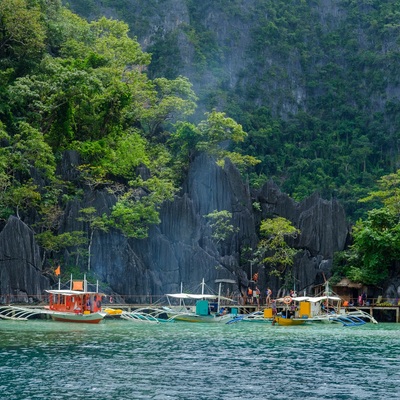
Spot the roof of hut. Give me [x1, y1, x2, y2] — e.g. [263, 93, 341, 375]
[332, 278, 362, 289]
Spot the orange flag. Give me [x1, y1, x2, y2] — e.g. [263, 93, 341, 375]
[55, 265, 61, 276]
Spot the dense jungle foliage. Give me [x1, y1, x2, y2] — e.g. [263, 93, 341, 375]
[0, 0, 253, 264]
[2, 0, 400, 286]
[332, 170, 400, 285]
[64, 0, 400, 222]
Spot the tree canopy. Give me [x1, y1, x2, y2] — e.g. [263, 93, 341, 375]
[0, 1, 254, 272]
[255, 216, 300, 278]
[333, 170, 400, 285]
[4, 0, 400, 286]
[64, 0, 400, 221]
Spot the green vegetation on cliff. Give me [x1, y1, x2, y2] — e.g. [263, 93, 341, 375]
[64, 0, 400, 221]
[2, 0, 400, 286]
[333, 171, 400, 285]
[0, 0, 253, 270]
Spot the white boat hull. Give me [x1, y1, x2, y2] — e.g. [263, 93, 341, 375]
[50, 311, 106, 324]
[168, 312, 233, 323]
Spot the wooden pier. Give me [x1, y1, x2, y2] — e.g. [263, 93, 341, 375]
[101, 303, 400, 322]
[352, 305, 400, 323]
[3, 298, 400, 322]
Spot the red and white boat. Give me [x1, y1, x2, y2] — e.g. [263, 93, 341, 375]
[45, 277, 106, 323]
[0, 276, 107, 323]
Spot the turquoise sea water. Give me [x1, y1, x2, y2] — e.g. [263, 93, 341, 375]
[0, 320, 399, 400]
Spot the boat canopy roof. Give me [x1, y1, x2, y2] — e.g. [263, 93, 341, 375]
[214, 279, 236, 284]
[276, 295, 341, 303]
[295, 295, 341, 302]
[46, 289, 105, 296]
[166, 293, 234, 302]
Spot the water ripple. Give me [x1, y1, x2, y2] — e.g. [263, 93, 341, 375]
[0, 321, 399, 399]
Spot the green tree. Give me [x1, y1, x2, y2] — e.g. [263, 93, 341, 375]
[205, 210, 239, 244]
[255, 216, 300, 277]
[0, 121, 55, 219]
[108, 191, 161, 239]
[360, 169, 400, 213]
[197, 110, 247, 151]
[140, 76, 198, 138]
[35, 230, 87, 267]
[198, 110, 260, 170]
[169, 110, 259, 174]
[168, 121, 200, 171]
[7, 13, 152, 149]
[346, 208, 399, 285]
[341, 170, 400, 285]
[0, 0, 47, 68]
[100, 129, 150, 179]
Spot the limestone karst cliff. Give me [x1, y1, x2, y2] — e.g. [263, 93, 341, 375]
[0, 216, 49, 302]
[3, 1, 400, 305]
[0, 152, 349, 301]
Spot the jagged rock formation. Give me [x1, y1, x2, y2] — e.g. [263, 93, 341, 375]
[0, 216, 49, 303]
[255, 181, 350, 294]
[0, 152, 351, 301]
[72, 153, 257, 300]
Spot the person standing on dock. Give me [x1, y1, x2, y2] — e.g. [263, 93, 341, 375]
[362, 292, 367, 306]
[266, 287, 272, 305]
[247, 286, 253, 304]
[271, 300, 277, 316]
[254, 286, 261, 309]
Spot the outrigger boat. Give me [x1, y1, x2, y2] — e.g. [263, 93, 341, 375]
[274, 282, 377, 326]
[0, 276, 106, 324]
[271, 296, 307, 326]
[273, 315, 307, 326]
[45, 277, 106, 324]
[226, 308, 275, 324]
[163, 278, 237, 323]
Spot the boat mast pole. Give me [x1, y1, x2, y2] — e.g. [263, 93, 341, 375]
[180, 282, 183, 306]
[70, 274, 73, 290]
[217, 282, 222, 312]
[201, 278, 205, 296]
[324, 281, 329, 315]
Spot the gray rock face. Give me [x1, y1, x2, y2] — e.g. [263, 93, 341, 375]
[0, 154, 350, 301]
[0, 216, 49, 302]
[79, 155, 349, 298]
[89, 154, 251, 298]
[256, 181, 349, 293]
[257, 181, 349, 258]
